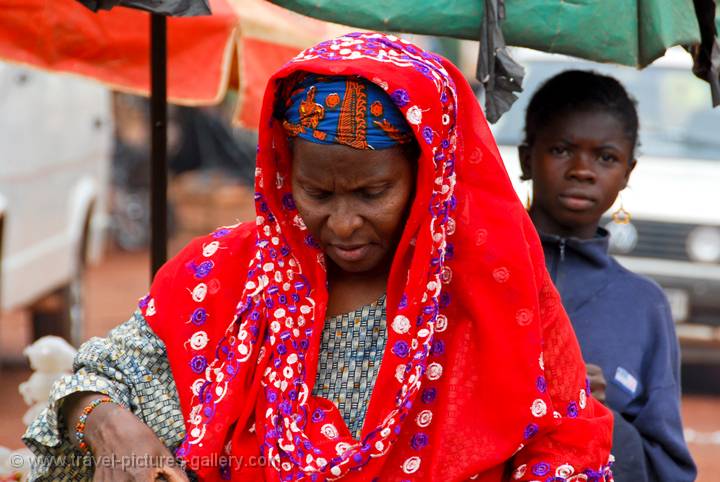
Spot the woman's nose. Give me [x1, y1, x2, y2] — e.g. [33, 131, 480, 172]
[326, 199, 363, 239]
[566, 153, 596, 182]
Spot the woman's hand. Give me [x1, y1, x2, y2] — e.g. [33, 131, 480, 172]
[62, 392, 189, 481]
[586, 363, 607, 405]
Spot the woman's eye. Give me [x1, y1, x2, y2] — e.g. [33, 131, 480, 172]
[549, 146, 569, 156]
[361, 187, 387, 199]
[306, 188, 331, 200]
[598, 153, 618, 163]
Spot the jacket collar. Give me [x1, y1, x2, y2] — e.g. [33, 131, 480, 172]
[539, 227, 612, 268]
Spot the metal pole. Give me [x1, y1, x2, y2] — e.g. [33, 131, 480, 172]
[150, 13, 168, 280]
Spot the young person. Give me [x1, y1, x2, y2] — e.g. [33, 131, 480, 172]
[24, 35, 613, 481]
[520, 70, 696, 482]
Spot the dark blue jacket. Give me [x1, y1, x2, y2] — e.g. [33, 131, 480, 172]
[540, 229, 696, 482]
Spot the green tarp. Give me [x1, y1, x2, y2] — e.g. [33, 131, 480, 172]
[271, 0, 701, 67]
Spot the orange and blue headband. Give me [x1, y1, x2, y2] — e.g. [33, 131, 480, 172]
[282, 74, 413, 150]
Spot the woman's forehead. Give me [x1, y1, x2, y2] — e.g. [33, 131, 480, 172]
[292, 141, 411, 182]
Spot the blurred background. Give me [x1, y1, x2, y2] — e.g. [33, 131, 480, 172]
[1, 20, 719, 482]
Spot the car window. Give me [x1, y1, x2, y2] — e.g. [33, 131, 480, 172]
[490, 60, 720, 161]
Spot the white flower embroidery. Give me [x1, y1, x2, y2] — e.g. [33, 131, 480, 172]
[189, 331, 208, 350]
[416, 410, 433, 428]
[579, 389, 587, 409]
[440, 266, 452, 284]
[426, 362, 443, 381]
[556, 464, 575, 477]
[192, 284, 207, 302]
[395, 364, 407, 383]
[191, 378, 205, 396]
[512, 464, 527, 479]
[406, 105, 423, 125]
[293, 214, 306, 230]
[531, 399, 547, 417]
[335, 442, 352, 456]
[146, 298, 156, 316]
[392, 315, 411, 334]
[321, 424, 339, 440]
[435, 314, 448, 332]
[402, 456, 421, 474]
[202, 241, 220, 257]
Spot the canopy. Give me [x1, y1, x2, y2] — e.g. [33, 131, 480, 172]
[270, 0, 701, 67]
[0, 0, 353, 129]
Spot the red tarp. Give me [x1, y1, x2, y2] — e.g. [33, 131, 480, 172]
[0, 0, 352, 128]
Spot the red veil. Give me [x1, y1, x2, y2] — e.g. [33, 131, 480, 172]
[141, 33, 613, 481]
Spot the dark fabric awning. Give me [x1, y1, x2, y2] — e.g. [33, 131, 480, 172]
[76, 0, 211, 16]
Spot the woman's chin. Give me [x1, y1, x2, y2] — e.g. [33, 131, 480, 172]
[327, 252, 383, 275]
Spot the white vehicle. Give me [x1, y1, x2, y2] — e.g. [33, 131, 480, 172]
[490, 48, 720, 363]
[0, 63, 112, 347]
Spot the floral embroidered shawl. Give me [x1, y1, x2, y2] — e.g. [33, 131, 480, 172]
[140, 32, 614, 482]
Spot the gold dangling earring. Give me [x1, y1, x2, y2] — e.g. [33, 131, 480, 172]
[524, 180, 533, 211]
[612, 192, 631, 225]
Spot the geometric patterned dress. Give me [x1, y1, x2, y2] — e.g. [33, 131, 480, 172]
[22, 297, 387, 480]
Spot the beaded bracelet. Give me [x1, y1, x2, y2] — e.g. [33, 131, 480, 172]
[75, 396, 125, 454]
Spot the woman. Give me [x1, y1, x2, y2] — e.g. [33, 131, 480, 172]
[519, 70, 696, 481]
[25, 33, 613, 481]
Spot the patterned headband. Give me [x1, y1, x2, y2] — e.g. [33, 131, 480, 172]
[282, 74, 413, 150]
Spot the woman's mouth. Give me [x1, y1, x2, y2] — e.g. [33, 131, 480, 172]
[329, 244, 371, 263]
[558, 193, 595, 211]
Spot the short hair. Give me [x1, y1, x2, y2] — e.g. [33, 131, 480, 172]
[523, 70, 639, 158]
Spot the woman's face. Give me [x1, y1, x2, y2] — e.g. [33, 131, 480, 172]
[291, 138, 415, 275]
[520, 109, 636, 239]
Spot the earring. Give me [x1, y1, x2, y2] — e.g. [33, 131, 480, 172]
[611, 193, 631, 225]
[524, 180, 532, 211]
